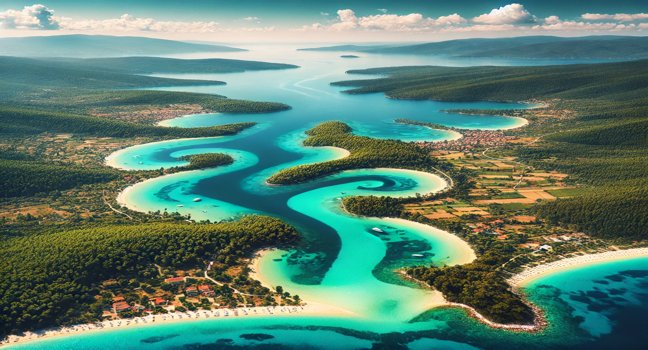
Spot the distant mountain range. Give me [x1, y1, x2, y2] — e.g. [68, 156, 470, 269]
[301, 36, 648, 60]
[0, 35, 244, 57]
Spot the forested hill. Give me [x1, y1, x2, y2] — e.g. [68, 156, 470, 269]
[302, 36, 648, 60]
[0, 56, 226, 91]
[0, 34, 244, 57]
[334, 59, 648, 105]
[0, 56, 297, 92]
[335, 59, 648, 238]
[0, 56, 294, 113]
[55, 56, 298, 74]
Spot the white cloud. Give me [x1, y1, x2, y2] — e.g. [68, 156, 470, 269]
[0, 4, 59, 30]
[377, 9, 388, 14]
[243, 16, 260, 21]
[473, 3, 536, 25]
[60, 14, 219, 33]
[319, 12, 329, 16]
[435, 14, 467, 26]
[544, 16, 561, 25]
[582, 13, 648, 22]
[328, 9, 465, 31]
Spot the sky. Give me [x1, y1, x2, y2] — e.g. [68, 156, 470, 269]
[1, 1, 648, 43]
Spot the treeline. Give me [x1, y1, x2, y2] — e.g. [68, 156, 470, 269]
[0, 159, 120, 198]
[0, 216, 299, 337]
[408, 247, 535, 325]
[180, 153, 234, 170]
[0, 107, 255, 138]
[267, 121, 447, 184]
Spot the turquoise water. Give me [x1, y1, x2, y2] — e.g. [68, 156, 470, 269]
[9, 46, 648, 349]
[525, 257, 648, 343]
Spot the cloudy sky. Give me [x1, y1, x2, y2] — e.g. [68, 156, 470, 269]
[1, 1, 647, 42]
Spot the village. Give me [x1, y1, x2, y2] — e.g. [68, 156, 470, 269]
[404, 105, 610, 273]
[102, 265, 301, 321]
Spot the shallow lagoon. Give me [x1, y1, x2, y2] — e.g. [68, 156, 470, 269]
[9, 47, 648, 349]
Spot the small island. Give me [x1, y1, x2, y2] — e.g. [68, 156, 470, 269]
[340, 54, 359, 59]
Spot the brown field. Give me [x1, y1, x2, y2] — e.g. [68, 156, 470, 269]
[518, 189, 556, 201]
[424, 210, 456, 219]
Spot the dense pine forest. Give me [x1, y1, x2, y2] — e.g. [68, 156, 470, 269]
[0, 216, 299, 337]
[180, 153, 235, 170]
[267, 121, 449, 184]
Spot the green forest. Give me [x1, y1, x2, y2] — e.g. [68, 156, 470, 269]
[180, 153, 235, 170]
[268, 121, 448, 184]
[407, 248, 535, 325]
[0, 216, 299, 337]
[0, 158, 120, 198]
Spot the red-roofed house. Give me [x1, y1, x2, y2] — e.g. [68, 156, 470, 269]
[198, 284, 215, 297]
[153, 297, 167, 306]
[164, 277, 185, 285]
[113, 301, 131, 313]
[185, 286, 199, 297]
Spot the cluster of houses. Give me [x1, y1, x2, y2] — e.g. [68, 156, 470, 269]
[111, 296, 146, 314]
[163, 276, 216, 297]
[422, 129, 514, 152]
[109, 276, 217, 316]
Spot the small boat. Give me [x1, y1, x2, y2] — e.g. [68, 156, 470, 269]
[176, 204, 184, 207]
[193, 198, 202, 202]
[412, 254, 424, 258]
[371, 227, 384, 233]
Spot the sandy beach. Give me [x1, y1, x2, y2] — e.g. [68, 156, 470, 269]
[248, 248, 359, 316]
[508, 247, 648, 287]
[504, 116, 529, 129]
[0, 302, 348, 348]
[320, 146, 351, 159]
[442, 129, 464, 142]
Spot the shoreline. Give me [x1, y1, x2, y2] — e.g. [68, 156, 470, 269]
[248, 248, 359, 318]
[508, 247, 648, 287]
[0, 303, 345, 348]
